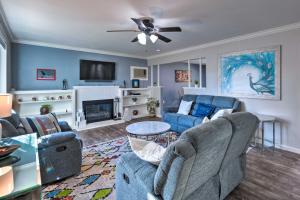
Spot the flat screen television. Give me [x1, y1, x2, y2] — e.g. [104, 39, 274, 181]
[80, 59, 115, 81]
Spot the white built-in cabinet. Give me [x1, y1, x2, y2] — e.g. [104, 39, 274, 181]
[11, 90, 73, 126]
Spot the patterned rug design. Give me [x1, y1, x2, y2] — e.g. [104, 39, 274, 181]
[42, 137, 131, 200]
[42, 134, 177, 200]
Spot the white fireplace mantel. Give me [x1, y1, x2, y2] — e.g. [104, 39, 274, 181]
[73, 86, 121, 112]
[72, 86, 122, 130]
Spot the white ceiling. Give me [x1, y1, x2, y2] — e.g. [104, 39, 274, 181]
[1, 0, 300, 58]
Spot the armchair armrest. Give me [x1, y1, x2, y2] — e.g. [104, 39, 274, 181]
[38, 131, 77, 149]
[58, 121, 72, 132]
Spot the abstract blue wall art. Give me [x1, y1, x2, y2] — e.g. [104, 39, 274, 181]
[219, 46, 281, 99]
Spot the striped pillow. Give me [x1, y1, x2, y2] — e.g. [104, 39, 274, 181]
[20, 113, 61, 137]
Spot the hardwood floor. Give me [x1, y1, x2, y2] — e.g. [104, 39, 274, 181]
[78, 117, 300, 200]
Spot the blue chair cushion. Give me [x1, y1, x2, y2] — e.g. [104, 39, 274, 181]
[163, 113, 180, 124]
[178, 115, 200, 127]
[191, 103, 215, 117]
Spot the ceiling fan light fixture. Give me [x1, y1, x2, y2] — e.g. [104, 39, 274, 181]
[137, 32, 146, 45]
[150, 34, 158, 43]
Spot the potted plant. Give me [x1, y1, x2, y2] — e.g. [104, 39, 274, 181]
[194, 80, 199, 88]
[40, 104, 51, 115]
[147, 98, 159, 117]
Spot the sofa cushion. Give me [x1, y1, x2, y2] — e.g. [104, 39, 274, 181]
[212, 96, 236, 109]
[178, 115, 199, 127]
[182, 95, 197, 102]
[177, 100, 193, 115]
[191, 103, 215, 117]
[163, 113, 180, 124]
[20, 113, 62, 137]
[0, 119, 20, 138]
[195, 95, 213, 105]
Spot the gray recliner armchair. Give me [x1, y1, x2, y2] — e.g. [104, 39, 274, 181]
[116, 112, 259, 200]
[0, 113, 82, 184]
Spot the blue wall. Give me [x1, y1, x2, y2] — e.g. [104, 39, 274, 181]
[160, 62, 199, 110]
[11, 43, 148, 90]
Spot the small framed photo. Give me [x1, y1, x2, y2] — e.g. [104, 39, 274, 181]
[132, 79, 140, 88]
[37, 68, 56, 80]
[175, 70, 190, 82]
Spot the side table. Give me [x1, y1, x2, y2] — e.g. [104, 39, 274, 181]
[254, 113, 277, 152]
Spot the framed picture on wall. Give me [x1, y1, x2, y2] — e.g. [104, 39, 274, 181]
[37, 68, 56, 80]
[132, 79, 140, 88]
[175, 70, 190, 82]
[219, 45, 281, 100]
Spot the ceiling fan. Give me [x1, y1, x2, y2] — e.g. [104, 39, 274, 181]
[107, 17, 182, 45]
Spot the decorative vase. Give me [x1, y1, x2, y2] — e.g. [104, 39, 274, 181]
[40, 107, 50, 115]
[132, 110, 139, 116]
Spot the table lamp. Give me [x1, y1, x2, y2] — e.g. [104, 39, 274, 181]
[0, 94, 12, 138]
[0, 166, 14, 196]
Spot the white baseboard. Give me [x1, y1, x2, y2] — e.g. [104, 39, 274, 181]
[75, 119, 125, 131]
[277, 145, 300, 154]
[253, 138, 300, 154]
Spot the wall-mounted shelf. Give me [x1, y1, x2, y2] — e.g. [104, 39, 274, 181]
[121, 88, 150, 91]
[17, 99, 72, 104]
[12, 90, 73, 95]
[12, 90, 74, 127]
[123, 95, 149, 98]
[123, 103, 147, 107]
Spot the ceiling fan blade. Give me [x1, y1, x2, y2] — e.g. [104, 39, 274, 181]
[155, 33, 172, 43]
[158, 27, 182, 32]
[106, 30, 140, 32]
[131, 18, 143, 26]
[131, 37, 138, 42]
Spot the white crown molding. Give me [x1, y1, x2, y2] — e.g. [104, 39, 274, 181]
[0, 2, 14, 41]
[10, 21, 300, 61]
[13, 39, 147, 59]
[147, 22, 300, 60]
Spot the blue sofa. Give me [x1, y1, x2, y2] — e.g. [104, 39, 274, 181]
[163, 95, 241, 133]
[116, 112, 259, 200]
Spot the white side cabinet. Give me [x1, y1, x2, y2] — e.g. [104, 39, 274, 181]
[120, 87, 162, 119]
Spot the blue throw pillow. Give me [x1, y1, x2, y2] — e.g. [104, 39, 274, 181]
[191, 103, 215, 117]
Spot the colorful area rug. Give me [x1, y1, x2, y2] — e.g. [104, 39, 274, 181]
[42, 134, 177, 200]
[42, 137, 130, 200]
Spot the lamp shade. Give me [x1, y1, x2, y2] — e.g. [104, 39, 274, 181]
[0, 166, 14, 196]
[0, 94, 12, 117]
